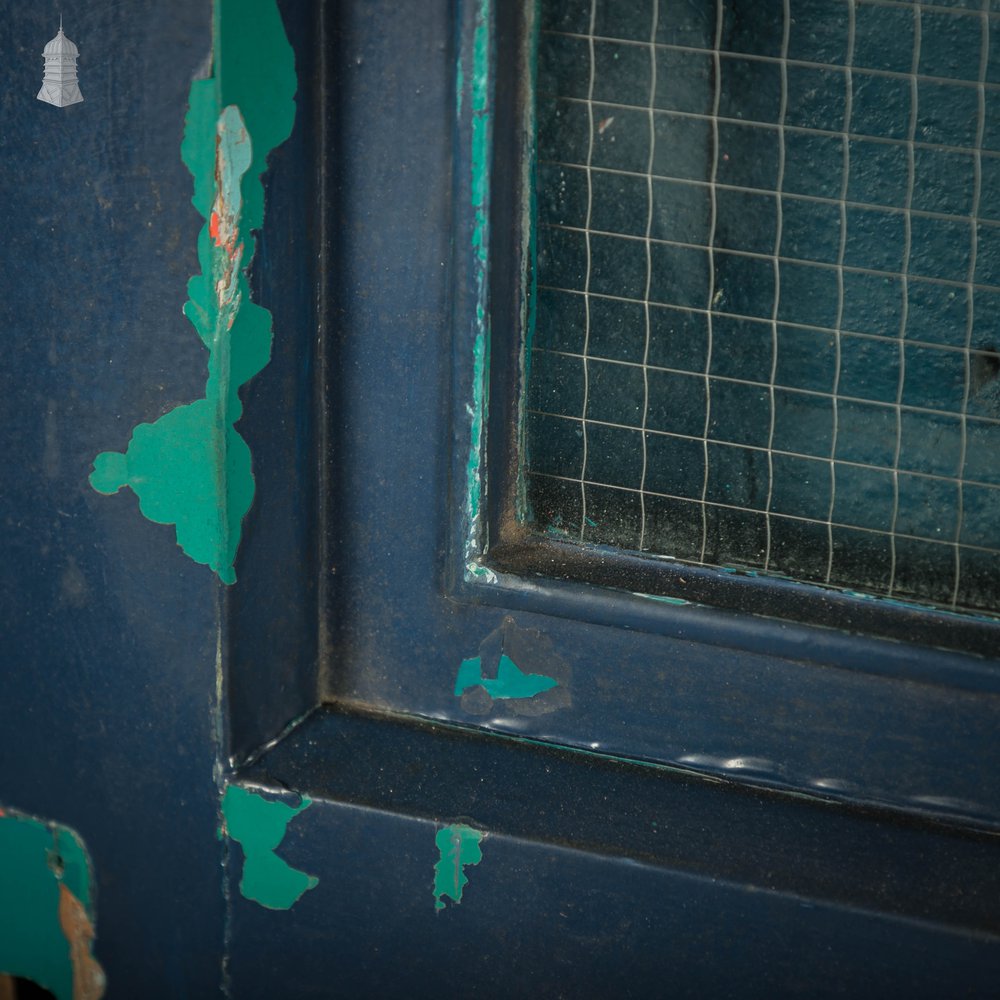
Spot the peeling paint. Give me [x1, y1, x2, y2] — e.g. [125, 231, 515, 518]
[0, 808, 104, 1000]
[222, 786, 318, 910]
[463, 0, 493, 571]
[89, 0, 297, 584]
[456, 617, 571, 717]
[58, 886, 103, 1000]
[456, 653, 557, 700]
[433, 824, 484, 911]
[469, 10, 491, 266]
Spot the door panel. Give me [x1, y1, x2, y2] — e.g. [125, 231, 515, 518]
[2, 0, 998, 995]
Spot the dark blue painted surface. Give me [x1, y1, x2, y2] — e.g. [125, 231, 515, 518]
[312, 0, 1000, 832]
[1, 0, 998, 995]
[0, 2, 224, 995]
[248, 4, 1000, 996]
[245, 705, 1000, 936]
[227, 0, 323, 763]
[227, 785, 1000, 999]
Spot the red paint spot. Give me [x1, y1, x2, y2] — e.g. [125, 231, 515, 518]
[210, 211, 221, 245]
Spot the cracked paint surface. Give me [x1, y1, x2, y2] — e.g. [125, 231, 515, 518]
[433, 825, 484, 911]
[0, 808, 104, 1000]
[89, 0, 297, 584]
[222, 786, 318, 910]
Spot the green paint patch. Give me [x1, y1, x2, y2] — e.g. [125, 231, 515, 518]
[0, 808, 104, 1000]
[457, 617, 571, 717]
[433, 824, 484, 911]
[222, 786, 318, 910]
[455, 653, 558, 700]
[90, 0, 297, 584]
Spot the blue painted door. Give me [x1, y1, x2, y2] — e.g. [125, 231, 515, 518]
[1, 1, 999, 997]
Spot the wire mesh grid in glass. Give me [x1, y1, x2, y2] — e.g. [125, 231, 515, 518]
[524, 0, 1000, 613]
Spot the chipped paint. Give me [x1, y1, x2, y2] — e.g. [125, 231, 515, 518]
[465, 560, 499, 584]
[433, 824, 484, 911]
[456, 653, 557, 700]
[465, 329, 487, 562]
[58, 886, 103, 1000]
[463, 0, 493, 571]
[89, 0, 297, 584]
[222, 786, 318, 910]
[469, 9, 491, 266]
[456, 617, 571, 717]
[0, 808, 104, 1000]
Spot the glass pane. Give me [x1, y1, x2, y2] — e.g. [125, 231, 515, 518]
[526, 0, 1000, 613]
